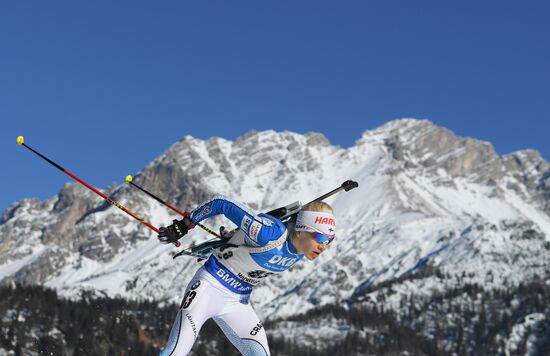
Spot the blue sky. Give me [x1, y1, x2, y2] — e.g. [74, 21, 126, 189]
[1, 1, 549, 213]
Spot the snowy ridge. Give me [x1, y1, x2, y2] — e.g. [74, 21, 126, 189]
[1, 119, 550, 346]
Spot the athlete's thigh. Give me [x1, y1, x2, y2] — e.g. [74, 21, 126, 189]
[213, 303, 270, 356]
[160, 277, 220, 356]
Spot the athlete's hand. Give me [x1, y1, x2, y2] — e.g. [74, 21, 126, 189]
[158, 214, 194, 244]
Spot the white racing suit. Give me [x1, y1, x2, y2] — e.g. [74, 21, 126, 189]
[160, 195, 304, 356]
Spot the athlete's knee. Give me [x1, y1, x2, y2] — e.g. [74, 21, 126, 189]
[238, 338, 270, 356]
[160, 309, 200, 356]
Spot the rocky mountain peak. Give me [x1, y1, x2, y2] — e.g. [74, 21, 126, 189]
[356, 119, 507, 184]
[1, 120, 550, 326]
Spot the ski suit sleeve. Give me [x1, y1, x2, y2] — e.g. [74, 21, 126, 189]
[189, 194, 286, 247]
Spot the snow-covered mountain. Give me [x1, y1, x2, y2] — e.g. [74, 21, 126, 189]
[1, 119, 549, 352]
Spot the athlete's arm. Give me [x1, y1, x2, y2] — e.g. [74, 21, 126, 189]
[190, 194, 286, 246]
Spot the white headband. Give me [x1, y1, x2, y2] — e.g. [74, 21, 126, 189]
[295, 210, 336, 238]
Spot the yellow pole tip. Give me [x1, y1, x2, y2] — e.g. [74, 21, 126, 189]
[16, 136, 24, 145]
[125, 175, 133, 183]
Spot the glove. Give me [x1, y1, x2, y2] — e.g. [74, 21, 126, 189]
[158, 214, 195, 244]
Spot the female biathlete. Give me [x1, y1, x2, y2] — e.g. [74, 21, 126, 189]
[157, 194, 336, 356]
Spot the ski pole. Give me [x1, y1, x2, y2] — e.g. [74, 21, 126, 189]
[16, 136, 180, 247]
[125, 175, 222, 239]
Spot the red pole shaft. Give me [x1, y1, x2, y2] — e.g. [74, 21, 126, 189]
[64, 170, 159, 233]
[19, 141, 180, 246]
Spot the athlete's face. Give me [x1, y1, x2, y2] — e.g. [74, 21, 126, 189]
[294, 231, 329, 261]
